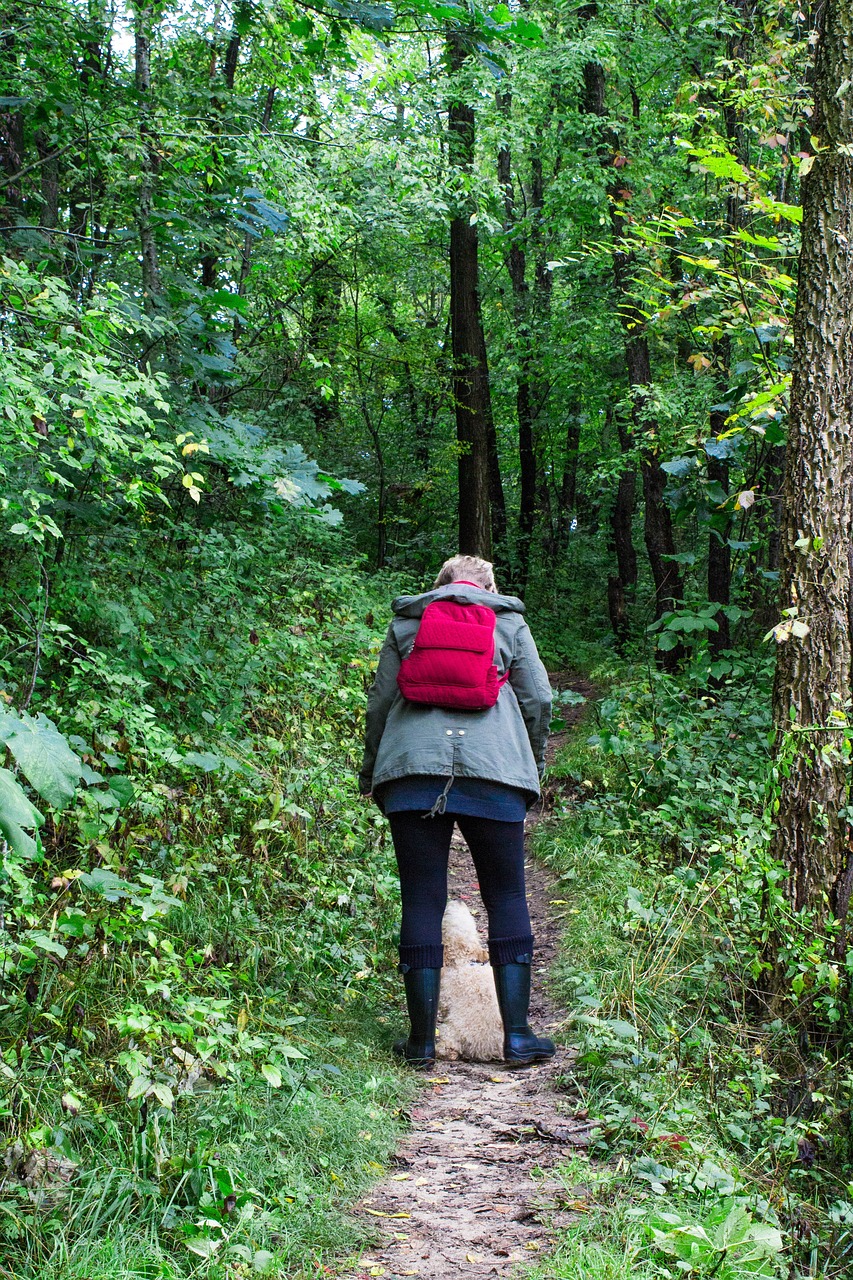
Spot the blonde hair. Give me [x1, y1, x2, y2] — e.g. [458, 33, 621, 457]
[433, 555, 497, 593]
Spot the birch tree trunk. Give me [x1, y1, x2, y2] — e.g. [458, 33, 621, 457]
[769, 0, 853, 950]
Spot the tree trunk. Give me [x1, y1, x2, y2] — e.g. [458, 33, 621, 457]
[529, 153, 554, 543]
[447, 27, 497, 558]
[580, 20, 677, 651]
[708, 341, 732, 660]
[611, 219, 684, 639]
[134, 3, 162, 313]
[769, 0, 853, 954]
[0, 18, 24, 236]
[380, 295, 427, 467]
[497, 97, 536, 585]
[35, 132, 59, 231]
[608, 413, 637, 651]
[557, 415, 581, 544]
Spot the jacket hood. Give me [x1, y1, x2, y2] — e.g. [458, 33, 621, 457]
[391, 581, 526, 618]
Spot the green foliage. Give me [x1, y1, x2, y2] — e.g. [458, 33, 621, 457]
[646, 1201, 783, 1278]
[0, 506, 418, 1276]
[539, 660, 853, 1279]
[0, 258, 177, 541]
[0, 0, 847, 1276]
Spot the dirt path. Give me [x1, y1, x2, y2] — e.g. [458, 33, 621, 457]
[338, 678, 595, 1280]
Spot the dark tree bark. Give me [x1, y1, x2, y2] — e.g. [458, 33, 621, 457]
[529, 152, 555, 542]
[0, 15, 24, 237]
[64, 32, 106, 287]
[497, 95, 536, 585]
[610, 414, 637, 579]
[611, 209, 684, 639]
[379, 295, 428, 467]
[307, 267, 342, 435]
[608, 413, 637, 651]
[578, 11, 644, 649]
[557, 415, 581, 542]
[35, 132, 59, 231]
[769, 0, 853, 954]
[447, 27, 499, 558]
[708, 340, 733, 659]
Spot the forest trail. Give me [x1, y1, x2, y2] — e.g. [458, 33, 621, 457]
[338, 679, 595, 1280]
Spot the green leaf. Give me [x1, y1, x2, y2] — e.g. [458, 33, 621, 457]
[661, 455, 695, 478]
[108, 775, 136, 807]
[151, 1082, 174, 1109]
[0, 766, 43, 857]
[185, 1236, 222, 1259]
[0, 710, 83, 810]
[694, 150, 749, 183]
[28, 930, 68, 958]
[261, 1063, 283, 1087]
[605, 1018, 638, 1040]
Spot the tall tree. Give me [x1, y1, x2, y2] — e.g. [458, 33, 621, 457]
[497, 91, 536, 584]
[447, 27, 499, 558]
[133, 1, 162, 313]
[769, 0, 853, 952]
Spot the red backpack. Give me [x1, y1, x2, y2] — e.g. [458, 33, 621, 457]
[396, 589, 509, 711]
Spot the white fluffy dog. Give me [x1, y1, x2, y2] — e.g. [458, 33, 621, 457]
[435, 900, 504, 1062]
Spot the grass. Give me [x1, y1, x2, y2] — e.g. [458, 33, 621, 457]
[3, 801, 418, 1280]
[524, 728, 794, 1280]
[10, 1008, 417, 1280]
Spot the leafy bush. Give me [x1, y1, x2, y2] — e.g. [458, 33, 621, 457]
[539, 657, 853, 1278]
[0, 512, 415, 1277]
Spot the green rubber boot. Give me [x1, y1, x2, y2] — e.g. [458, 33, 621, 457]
[393, 967, 441, 1070]
[493, 961, 556, 1066]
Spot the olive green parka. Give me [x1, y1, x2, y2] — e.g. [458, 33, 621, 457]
[359, 582, 552, 808]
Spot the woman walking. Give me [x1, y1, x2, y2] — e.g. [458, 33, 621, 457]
[359, 555, 554, 1069]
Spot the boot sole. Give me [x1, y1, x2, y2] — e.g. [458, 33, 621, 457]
[504, 1049, 556, 1067]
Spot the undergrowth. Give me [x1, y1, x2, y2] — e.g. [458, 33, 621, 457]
[534, 656, 853, 1280]
[1, 516, 418, 1279]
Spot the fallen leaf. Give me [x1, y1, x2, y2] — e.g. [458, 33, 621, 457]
[363, 1210, 411, 1219]
[391, 1173, 411, 1181]
[466, 1254, 479, 1264]
[426, 1077, 450, 1084]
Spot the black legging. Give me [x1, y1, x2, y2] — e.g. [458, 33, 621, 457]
[389, 811, 533, 969]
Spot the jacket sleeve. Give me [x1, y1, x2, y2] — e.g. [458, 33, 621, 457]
[358, 622, 402, 794]
[508, 621, 552, 778]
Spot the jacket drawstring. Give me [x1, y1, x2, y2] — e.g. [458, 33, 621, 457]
[423, 773, 454, 818]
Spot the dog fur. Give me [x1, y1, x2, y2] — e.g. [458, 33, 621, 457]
[435, 900, 504, 1061]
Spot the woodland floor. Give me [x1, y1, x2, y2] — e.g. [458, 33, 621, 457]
[337, 679, 596, 1280]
